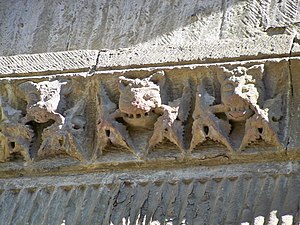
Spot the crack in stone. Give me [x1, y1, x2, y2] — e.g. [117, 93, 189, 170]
[219, 0, 227, 40]
[288, 34, 297, 97]
[285, 137, 291, 155]
[285, 34, 297, 152]
[65, 5, 77, 51]
[88, 50, 100, 75]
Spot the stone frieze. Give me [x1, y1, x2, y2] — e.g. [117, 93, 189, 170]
[0, 61, 289, 164]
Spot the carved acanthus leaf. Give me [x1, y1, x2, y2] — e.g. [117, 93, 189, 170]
[148, 82, 191, 152]
[149, 106, 184, 151]
[177, 81, 192, 122]
[191, 84, 232, 151]
[239, 115, 282, 150]
[37, 94, 87, 161]
[0, 98, 33, 162]
[95, 84, 135, 158]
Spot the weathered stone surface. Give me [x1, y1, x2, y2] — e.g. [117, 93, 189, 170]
[1, 1, 300, 224]
[96, 35, 295, 69]
[0, 56, 293, 170]
[0, 49, 298, 224]
[287, 58, 300, 152]
[0, 35, 296, 77]
[0, 50, 98, 75]
[0, 162, 299, 225]
[1, 0, 300, 56]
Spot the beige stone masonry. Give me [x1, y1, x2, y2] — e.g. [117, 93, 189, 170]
[1, 0, 300, 224]
[0, 51, 298, 179]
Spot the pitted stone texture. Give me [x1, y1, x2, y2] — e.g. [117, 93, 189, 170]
[96, 35, 295, 69]
[0, 50, 98, 75]
[0, 58, 291, 166]
[0, 36, 295, 77]
[1, 0, 300, 56]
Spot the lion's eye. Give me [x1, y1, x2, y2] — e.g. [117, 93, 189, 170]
[29, 93, 39, 101]
[143, 94, 153, 100]
[222, 83, 234, 92]
[242, 87, 249, 93]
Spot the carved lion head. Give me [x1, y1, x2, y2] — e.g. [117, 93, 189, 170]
[118, 71, 165, 128]
[218, 65, 264, 121]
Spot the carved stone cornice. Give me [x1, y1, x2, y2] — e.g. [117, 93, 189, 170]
[0, 49, 298, 178]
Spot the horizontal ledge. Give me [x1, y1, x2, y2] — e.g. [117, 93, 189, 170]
[0, 160, 298, 187]
[96, 34, 295, 69]
[0, 150, 299, 179]
[0, 50, 99, 76]
[0, 34, 297, 77]
[0, 55, 298, 80]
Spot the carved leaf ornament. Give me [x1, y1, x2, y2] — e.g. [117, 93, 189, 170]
[0, 67, 283, 162]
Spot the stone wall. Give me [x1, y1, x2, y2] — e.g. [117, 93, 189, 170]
[0, 49, 299, 224]
[0, 0, 300, 224]
[1, 0, 300, 56]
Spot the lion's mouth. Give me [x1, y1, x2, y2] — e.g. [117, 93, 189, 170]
[121, 110, 159, 128]
[226, 108, 254, 121]
[122, 110, 156, 119]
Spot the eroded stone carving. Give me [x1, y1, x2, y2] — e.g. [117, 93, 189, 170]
[37, 96, 88, 161]
[191, 84, 233, 151]
[0, 98, 33, 162]
[191, 65, 283, 151]
[118, 73, 164, 129]
[95, 82, 136, 158]
[95, 71, 191, 158]
[19, 80, 66, 124]
[0, 63, 286, 163]
[19, 80, 87, 161]
[148, 81, 192, 152]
